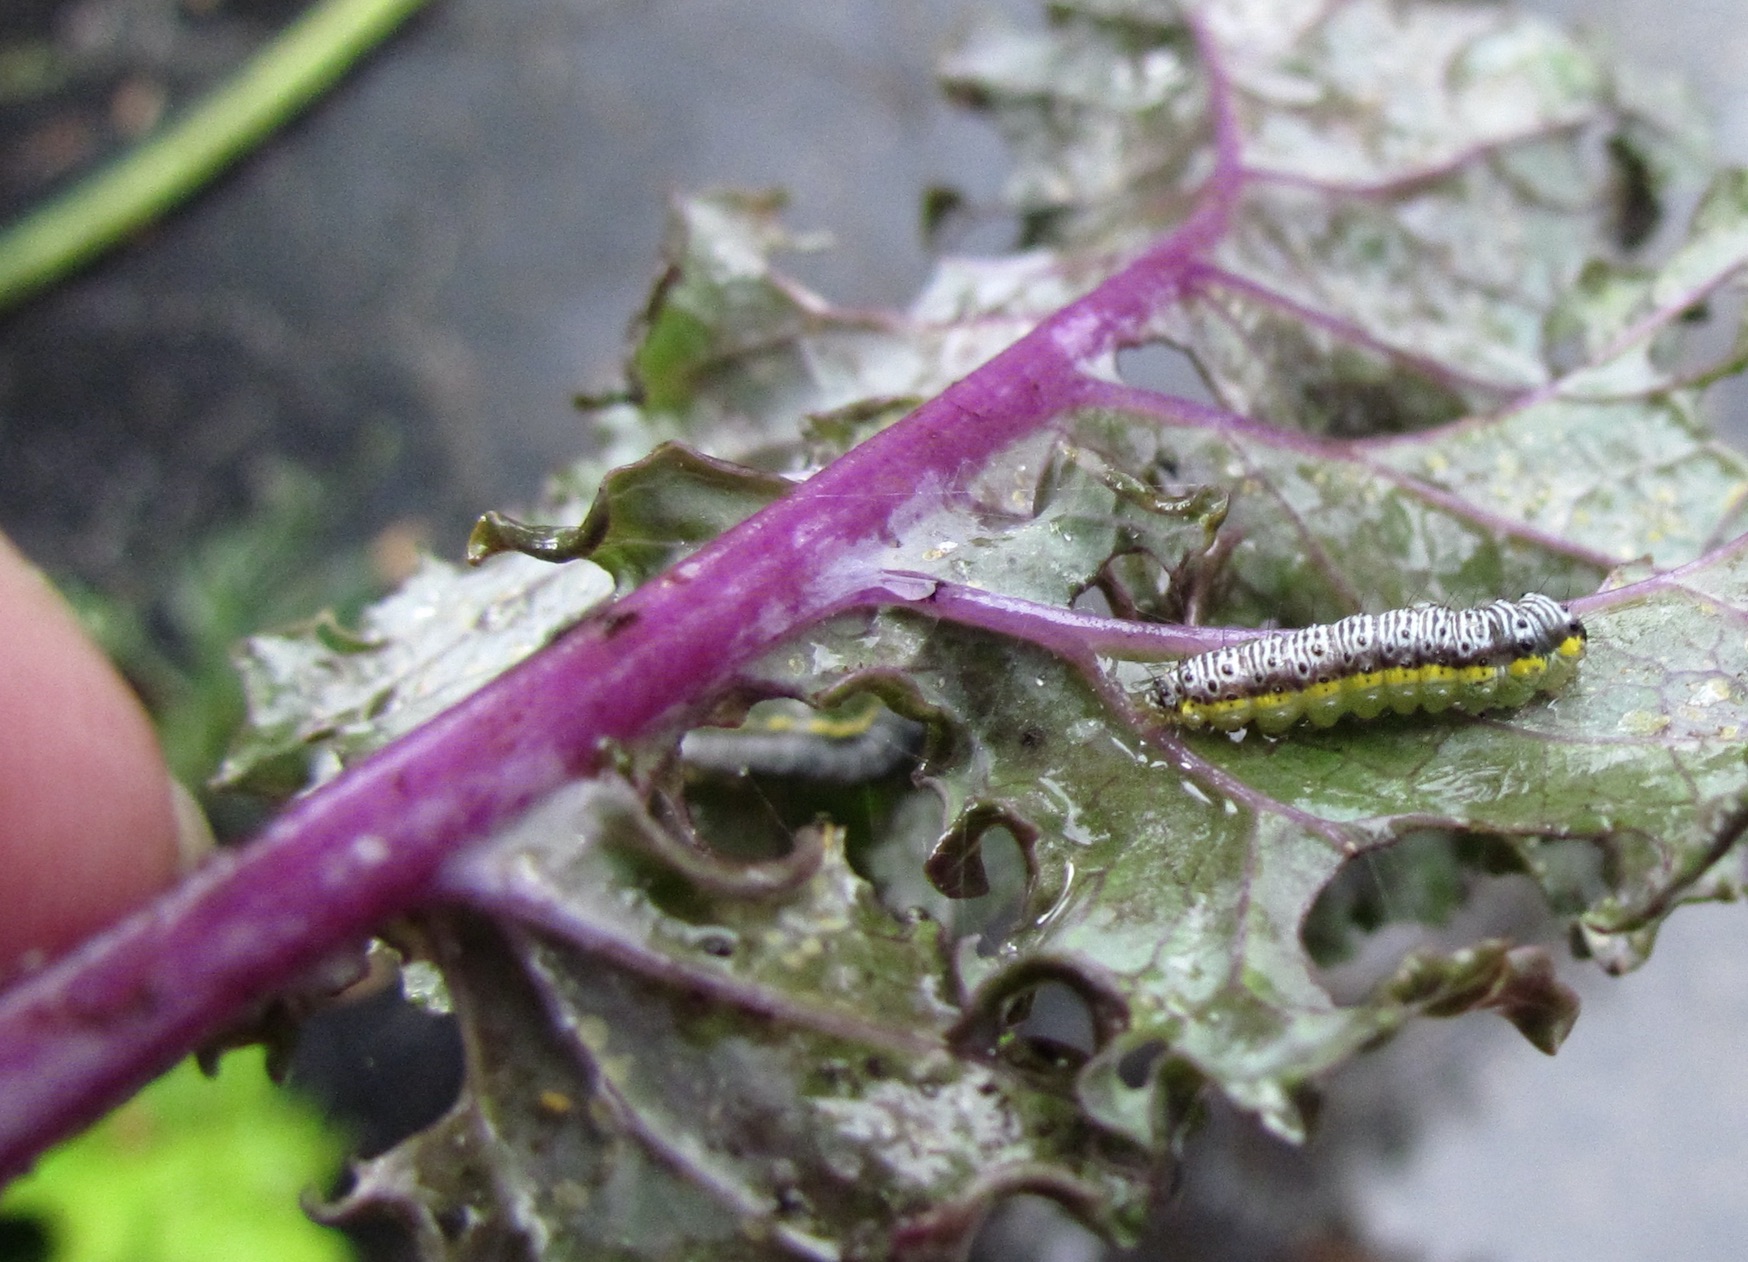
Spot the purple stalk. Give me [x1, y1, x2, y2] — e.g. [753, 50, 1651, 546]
[0, 24, 1247, 1182]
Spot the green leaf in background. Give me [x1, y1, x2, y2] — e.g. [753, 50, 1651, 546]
[0, 1049, 348, 1262]
[61, 464, 384, 800]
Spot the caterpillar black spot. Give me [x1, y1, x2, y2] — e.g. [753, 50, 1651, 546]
[1150, 593, 1586, 735]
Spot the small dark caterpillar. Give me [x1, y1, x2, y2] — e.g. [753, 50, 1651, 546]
[1150, 593, 1586, 735]
[681, 700, 926, 782]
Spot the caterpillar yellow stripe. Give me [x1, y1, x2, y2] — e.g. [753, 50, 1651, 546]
[680, 699, 925, 782]
[1151, 593, 1586, 735]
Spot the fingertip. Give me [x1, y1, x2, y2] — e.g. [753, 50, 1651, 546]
[0, 537, 183, 974]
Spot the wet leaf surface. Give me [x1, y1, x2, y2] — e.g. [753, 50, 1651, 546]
[213, 1, 1748, 1255]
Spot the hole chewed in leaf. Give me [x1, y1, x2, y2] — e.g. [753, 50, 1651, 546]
[925, 801, 1040, 901]
[1577, 791, 1748, 973]
[966, 1190, 1108, 1262]
[1115, 1037, 1167, 1090]
[1296, 354, 1471, 438]
[811, 669, 960, 773]
[422, 822, 1155, 1259]
[1303, 831, 1481, 971]
[953, 957, 1130, 1082]
[1303, 831, 1583, 1053]
[1161, 278, 1482, 436]
[598, 773, 828, 901]
[897, 1166, 1117, 1262]
[1004, 980, 1099, 1071]
[924, 194, 1037, 260]
[315, 914, 616, 1261]
[1114, 341, 1216, 402]
[285, 972, 466, 1160]
[1079, 1031, 1209, 1153]
[1607, 131, 1663, 252]
[1086, 515, 1239, 626]
[1305, 831, 1565, 997]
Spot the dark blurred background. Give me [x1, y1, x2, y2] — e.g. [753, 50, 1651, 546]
[0, 0, 1013, 587]
[1, 1, 1745, 1259]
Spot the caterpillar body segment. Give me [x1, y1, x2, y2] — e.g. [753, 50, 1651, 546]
[1151, 594, 1586, 736]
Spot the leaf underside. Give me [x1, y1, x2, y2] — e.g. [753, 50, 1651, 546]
[231, 0, 1748, 1255]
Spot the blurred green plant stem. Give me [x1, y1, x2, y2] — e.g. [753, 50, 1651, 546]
[0, 0, 432, 313]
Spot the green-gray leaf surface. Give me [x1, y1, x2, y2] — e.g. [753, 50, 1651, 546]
[224, 0, 1748, 1256]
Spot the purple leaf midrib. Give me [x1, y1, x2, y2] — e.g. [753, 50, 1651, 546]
[0, 24, 1246, 1174]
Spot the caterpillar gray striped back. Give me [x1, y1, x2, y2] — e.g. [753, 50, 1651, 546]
[1151, 594, 1586, 735]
